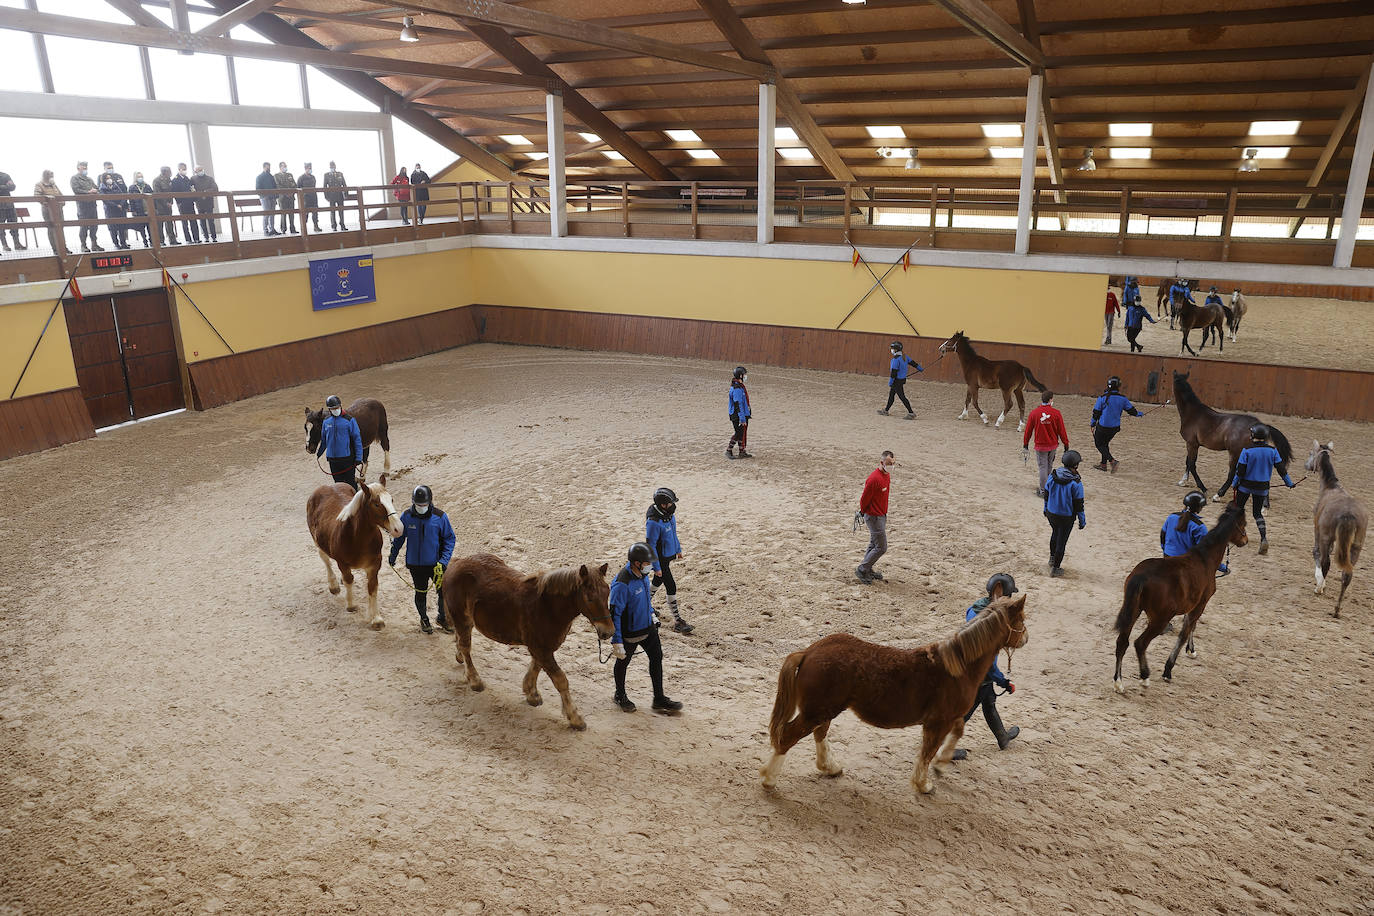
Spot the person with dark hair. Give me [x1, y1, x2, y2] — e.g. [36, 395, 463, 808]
[1163, 491, 1229, 576]
[1023, 390, 1070, 498]
[951, 573, 1021, 760]
[1043, 450, 1085, 577]
[323, 160, 347, 230]
[70, 160, 104, 252]
[646, 487, 694, 634]
[297, 162, 321, 232]
[1229, 424, 1295, 555]
[171, 163, 200, 243]
[255, 162, 277, 236]
[391, 166, 411, 225]
[1090, 376, 1142, 473]
[1124, 295, 1156, 353]
[1103, 287, 1121, 345]
[726, 365, 752, 459]
[152, 165, 179, 246]
[609, 542, 683, 713]
[877, 340, 923, 419]
[410, 163, 431, 224]
[190, 165, 219, 242]
[388, 484, 456, 634]
[314, 394, 363, 491]
[98, 162, 129, 250]
[856, 450, 896, 583]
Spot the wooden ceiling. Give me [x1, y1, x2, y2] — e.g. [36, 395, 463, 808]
[74, 1, 1374, 187]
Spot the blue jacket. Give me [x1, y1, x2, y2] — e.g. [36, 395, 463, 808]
[255, 170, 276, 192]
[1205, 293, 1223, 306]
[728, 380, 751, 420]
[645, 507, 680, 573]
[389, 508, 456, 567]
[1124, 303, 1156, 329]
[1235, 445, 1294, 493]
[1044, 467, 1085, 524]
[1161, 512, 1207, 557]
[966, 597, 1009, 687]
[888, 354, 922, 386]
[608, 562, 655, 643]
[1092, 392, 1140, 428]
[1123, 278, 1139, 300]
[316, 413, 363, 461]
[1170, 282, 1195, 305]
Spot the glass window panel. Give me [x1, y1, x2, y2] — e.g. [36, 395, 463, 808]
[44, 36, 147, 98]
[208, 125, 383, 193]
[306, 67, 379, 112]
[0, 29, 44, 92]
[232, 56, 302, 108]
[37, 0, 127, 22]
[0, 116, 190, 201]
[149, 48, 231, 104]
[393, 117, 456, 177]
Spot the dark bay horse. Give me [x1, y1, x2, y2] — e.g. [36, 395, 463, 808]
[307, 475, 403, 629]
[443, 554, 614, 730]
[305, 397, 392, 480]
[1172, 371, 1292, 497]
[1306, 441, 1368, 618]
[1177, 298, 1227, 355]
[1113, 502, 1248, 694]
[760, 594, 1028, 796]
[938, 331, 1047, 431]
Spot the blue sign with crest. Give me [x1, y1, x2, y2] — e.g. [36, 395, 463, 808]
[310, 254, 377, 310]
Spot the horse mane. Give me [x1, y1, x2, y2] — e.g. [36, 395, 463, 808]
[935, 598, 1011, 677]
[534, 566, 584, 597]
[335, 485, 368, 523]
[1197, 503, 1244, 552]
[1172, 373, 1204, 409]
[1267, 425, 1293, 463]
[1316, 448, 1339, 489]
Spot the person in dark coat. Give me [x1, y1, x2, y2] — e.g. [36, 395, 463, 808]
[70, 161, 104, 252]
[645, 487, 693, 634]
[877, 340, 922, 419]
[151, 166, 179, 246]
[298, 162, 321, 232]
[98, 162, 129, 250]
[323, 161, 347, 230]
[388, 485, 457, 634]
[951, 572, 1021, 761]
[170, 163, 200, 243]
[127, 171, 152, 248]
[608, 542, 683, 714]
[314, 394, 363, 490]
[255, 162, 277, 236]
[1043, 450, 1085, 577]
[409, 163, 431, 224]
[189, 166, 219, 242]
[1089, 376, 1142, 473]
[0, 170, 25, 251]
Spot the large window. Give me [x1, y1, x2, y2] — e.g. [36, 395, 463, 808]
[0, 27, 44, 92]
[306, 67, 379, 113]
[209, 126, 384, 191]
[393, 118, 458, 177]
[0, 117, 192, 198]
[149, 49, 232, 104]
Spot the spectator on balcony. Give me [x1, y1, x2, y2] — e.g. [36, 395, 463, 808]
[410, 163, 431, 225]
[255, 162, 277, 236]
[98, 162, 130, 250]
[190, 165, 219, 243]
[298, 162, 321, 232]
[70, 161, 104, 253]
[391, 166, 411, 225]
[171, 163, 200, 243]
[128, 171, 152, 248]
[323, 160, 347, 230]
[0, 169, 23, 252]
[274, 161, 297, 235]
[152, 165, 179, 246]
[33, 170, 62, 252]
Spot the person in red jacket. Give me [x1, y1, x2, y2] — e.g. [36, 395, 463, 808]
[391, 166, 412, 225]
[1023, 390, 1070, 498]
[1103, 288, 1121, 345]
[855, 450, 896, 583]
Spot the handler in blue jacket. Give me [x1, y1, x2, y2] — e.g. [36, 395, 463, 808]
[1162, 491, 1229, 576]
[952, 573, 1021, 761]
[1089, 376, 1142, 473]
[1043, 450, 1085, 577]
[877, 340, 923, 419]
[646, 487, 693, 634]
[388, 485, 456, 634]
[1224, 424, 1294, 555]
[1124, 296, 1156, 353]
[608, 543, 682, 713]
[726, 366, 752, 459]
[316, 394, 363, 490]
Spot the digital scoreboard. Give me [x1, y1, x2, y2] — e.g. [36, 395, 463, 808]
[91, 253, 134, 270]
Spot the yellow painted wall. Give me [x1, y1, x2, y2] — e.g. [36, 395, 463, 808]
[177, 248, 476, 362]
[473, 248, 1104, 350]
[1, 298, 78, 399]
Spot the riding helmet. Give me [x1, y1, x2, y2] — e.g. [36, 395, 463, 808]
[986, 572, 1017, 597]
[1209, 286, 1218, 292]
[1061, 450, 1082, 469]
[733, 365, 747, 380]
[890, 341, 904, 353]
[1183, 491, 1206, 513]
[628, 542, 655, 564]
[412, 485, 432, 507]
[1249, 424, 1270, 442]
[325, 394, 342, 409]
[1106, 376, 1121, 392]
[653, 487, 678, 515]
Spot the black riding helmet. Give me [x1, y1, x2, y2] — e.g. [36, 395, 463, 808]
[325, 394, 342, 409]
[653, 487, 678, 516]
[986, 572, 1017, 597]
[1106, 376, 1121, 392]
[890, 341, 903, 352]
[628, 542, 655, 565]
[412, 485, 432, 513]
[1062, 450, 1082, 469]
[733, 365, 747, 380]
[1183, 491, 1206, 513]
[1250, 424, 1269, 443]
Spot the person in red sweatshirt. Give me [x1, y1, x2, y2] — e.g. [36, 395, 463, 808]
[855, 450, 896, 583]
[1023, 390, 1070, 498]
[1103, 288, 1121, 345]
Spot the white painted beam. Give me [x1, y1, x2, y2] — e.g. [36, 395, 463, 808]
[0, 89, 389, 131]
[1015, 72, 1043, 255]
[547, 91, 567, 238]
[1335, 59, 1374, 269]
[758, 81, 777, 245]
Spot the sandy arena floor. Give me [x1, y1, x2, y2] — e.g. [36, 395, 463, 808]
[1100, 292, 1372, 372]
[2, 343, 1372, 915]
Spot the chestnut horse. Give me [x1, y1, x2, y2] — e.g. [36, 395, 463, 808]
[305, 397, 392, 480]
[442, 554, 614, 730]
[1228, 290, 1248, 342]
[1113, 502, 1248, 693]
[1177, 298, 1227, 356]
[1306, 441, 1368, 618]
[1172, 371, 1292, 497]
[760, 594, 1028, 796]
[1155, 277, 1172, 318]
[307, 475, 403, 629]
[937, 331, 1047, 431]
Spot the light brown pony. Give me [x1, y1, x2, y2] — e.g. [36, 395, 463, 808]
[1177, 298, 1227, 356]
[937, 331, 1047, 431]
[760, 594, 1028, 796]
[1155, 277, 1172, 317]
[305, 397, 392, 480]
[1113, 502, 1248, 694]
[1228, 290, 1248, 341]
[306, 475, 403, 629]
[1306, 441, 1368, 618]
[443, 554, 614, 730]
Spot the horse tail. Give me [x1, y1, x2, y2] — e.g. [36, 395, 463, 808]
[1221, 304, 1234, 326]
[1268, 425, 1293, 464]
[1333, 515, 1361, 570]
[1114, 574, 1146, 637]
[1022, 366, 1047, 392]
[768, 651, 806, 752]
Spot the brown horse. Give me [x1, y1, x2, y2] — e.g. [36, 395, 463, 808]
[307, 475, 404, 629]
[1306, 441, 1368, 618]
[1177, 298, 1227, 355]
[1155, 277, 1172, 317]
[305, 397, 392, 480]
[760, 594, 1028, 796]
[442, 554, 614, 730]
[1113, 502, 1248, 693]
[1172, 371, 1292, 497]
[1228, 290, 1248, 342]
[937, 331, 1046, 431]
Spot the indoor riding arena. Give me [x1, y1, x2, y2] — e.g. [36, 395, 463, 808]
[2, 2, 1373, 915]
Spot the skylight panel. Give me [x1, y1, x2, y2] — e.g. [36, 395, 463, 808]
[603, 151, 626, 161]
[775, 127, 799, 142]
[1252, 147, 1291, 158]
[665, 129, 701, 142]
[499, 134, 532, 145]
[981, 124, 1021, 138]
[988, 147, 1023, 159]
[524, 151, 549, 160]
[866, 125, 905, 138]
[777, 148, 812, 159]
[1109, 147, 1152, 159]
[1249, 121, 1300, 136]
[1109, 123, 1153, 137]
[578, 132, 600, 143]
[686, 149, 719, 160]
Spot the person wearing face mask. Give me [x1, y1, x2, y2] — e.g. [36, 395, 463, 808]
[255, 162, 278, 236]
[0, 169, 23, 252]
[70, 161, 104, 252]
[274, 161, 298, 234]
[314, 394, 363, 490]
[390, 166, 411, 225]
[189, 165, 219, 242]
[323, 160, 347, 230]
[170, 163, 200, 243]
[950, 573, 1021, 761]
[151, 165, 179, 246]
[855, 450, 896, 583]
[127, 171, 152, 248]
[409, 163, 431, 224]
[297, 162, 321, 232]
[388, 485, 456, 635]
[645, 487, 694, 635]
[33, 170, 63, 253]
[1043, 450, 1086, 577]
[726, 365, 752, 459]
[98, 162, 130, 250]
[878, 340, 923, 419]
[608, 542, 684, 714]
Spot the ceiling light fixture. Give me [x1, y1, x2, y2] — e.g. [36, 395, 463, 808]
[1249, 120, 1300, 136]
[399, 15, 420, 43]
[1109, 147, 1152, 160]
[499, 134, 533, 146]
[1239, 148, 1259, 173]
[1077, 148, 1096, 171]
[777, 147, 812, 160]
[775, 127, 799, 142]
[904, 149, 920, 170]
[665, 129, 701, 142]
[842, 0, 866, 5]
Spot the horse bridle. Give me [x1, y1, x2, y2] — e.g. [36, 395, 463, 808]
[1003, 621, 1027, 676]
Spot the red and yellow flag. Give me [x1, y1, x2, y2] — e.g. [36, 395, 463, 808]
[902, 251, 911, 272]
[162, 268, 173, 290]
[852, 249, 861, 267]
[68, 275, 83, 302]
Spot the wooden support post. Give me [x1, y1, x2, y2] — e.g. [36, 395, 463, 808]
[225, 194, 242, 259]
[797, 183, 805, 226]
[691, 182, 699, 239]
[621, 183, 629, 237]
[1116, 187, 1131, 254]
[1220, 186, 1238, 261]
[843, 183, 852, 236]
[929, 186, 939, 240]
[356, 190, 367, 246]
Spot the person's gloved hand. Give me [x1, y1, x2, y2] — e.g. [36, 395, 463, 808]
[1078, 516, 1087, 530]
[652, 574, 663, 589]
[1286, 480, 1297, 489]
[1006, 682, 1016, 693]
[652, 611, 662, 628]
[611, 643, 626, 660]
[915, 363, 924, 373]
[388, 555, 396, 567]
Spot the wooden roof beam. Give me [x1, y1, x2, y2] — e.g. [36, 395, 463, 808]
[1015, 0, 1065, 228]
[1040, 3, 1373, 36]
[615, 109, 1345, 132]
[927, 0, 1043, 69]
[1050, 42, 1374, 69]
[103, 0, 169, 29]
[1290, 60, 1374, 236]
[196, 0, 281, 36]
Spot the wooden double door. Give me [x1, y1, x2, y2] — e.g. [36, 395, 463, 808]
[64, 290, 185, 429]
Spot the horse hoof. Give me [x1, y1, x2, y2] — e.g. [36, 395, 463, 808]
[915, 780, 934, 795]
[345, 605, 358, 613]
[1185, 648, 1197, 659]
[1016, 423, 1025, 433]
[1161, 672, 1172, 683]
[469, 681, 485, 692]
[568, 717, 587, 731]
[369, 618, 385, 630]
[760, 769, 777, 788]
[526, 694, 543, 707]
[328, 585, 341, 595]
[819, 763, 843, 778]
[1141, 677, 1150, 689]
[1113, 678, 1124, 695]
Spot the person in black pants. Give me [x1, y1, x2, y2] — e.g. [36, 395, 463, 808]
[1089, 376, 1143, 473]
[878, 340, 923, 419]
[1043, 450, 1085, 577]
[388, 485, 456, 634]
[608, 543, 683, 713]
[952, 572, 1021, 760]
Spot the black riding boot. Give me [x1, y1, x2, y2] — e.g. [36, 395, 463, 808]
[983, 700, 1020, 750]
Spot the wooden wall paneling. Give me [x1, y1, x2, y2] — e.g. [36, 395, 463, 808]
[0, 388, 97, 460]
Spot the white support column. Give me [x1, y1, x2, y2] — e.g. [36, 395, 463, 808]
[546, 90, 567, 238]
[1015, 72, 1043, 256]
[757, 81, 777, 245]
[1335, 60, 1374, 269]
[379, 116, 397, 220]
[187, 122, 214, 176]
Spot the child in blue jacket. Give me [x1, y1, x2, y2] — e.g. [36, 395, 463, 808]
[951, 572, 1021, 761]
[1226, 424, 1295, 554]
[877, 340, 923, 419]
[726, 365, 752, 459]
[609, 543, 683, 713]
[1090, 376, 1142, 472]
[1043, 450, 1085, 577]
[1162, 491, 1229, 576]
[1124, 296, 1156, 352]
[316, 394, 363, 490]
[388, 485, 456, 634]
[646, 487, 693, 634]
